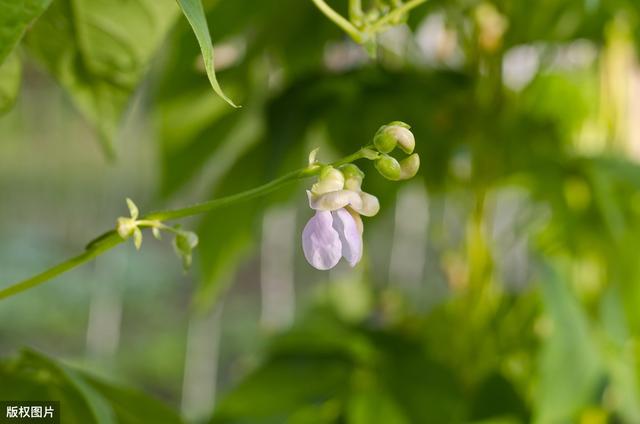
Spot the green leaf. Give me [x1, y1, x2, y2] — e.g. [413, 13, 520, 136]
[80, 372, 184, 424]
[24, 0, 178, 157]
[193, 110, 307, 311]
[0, 0, 52, 64]
[0, 52, 21, 115]
[535, 264, 604, 423]
[211, 355, 352, 423]
[347, 383, 410, 424]
[0, 349, 116, 423]
[193, 144, 267, 311]
[469, 373, 530, 423]
[176, 0, 239, 108]
[0, 349, 183, 424]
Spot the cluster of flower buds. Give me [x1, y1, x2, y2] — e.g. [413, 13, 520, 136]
[116, 199, 198, 271]
[302, 121, 419, 270]
[346, 1, 418, 56]
[372, 121, 420, 181]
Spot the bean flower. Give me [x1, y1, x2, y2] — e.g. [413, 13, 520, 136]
[302, 164, 379, 270]
[301, 121, 419, 271]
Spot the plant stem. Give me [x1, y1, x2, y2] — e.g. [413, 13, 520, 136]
[348, 0, 364, 25]
[0, 233, 123, 301]
[145, 167, 317, 221]
[370, 0, 427, 31]
[310, 0, 363, 43]
[0, 150, 370, 301]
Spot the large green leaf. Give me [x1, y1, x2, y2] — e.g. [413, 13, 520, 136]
[0, 0, 52, 64]
[176, 0, 238, 108]
[24, 0, 178, 157]
[0, 349, 183, 424]
[347, 384, 410, 424]
[535, 264, 604, 422]
[211, 355, 353, 423]
[0, 52, 21, 115]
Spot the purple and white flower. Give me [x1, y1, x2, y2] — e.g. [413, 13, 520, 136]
[302, 165, 379, 270]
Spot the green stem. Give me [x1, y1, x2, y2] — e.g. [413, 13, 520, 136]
[348, 0, 364, 25]
[0, 233, 123, 301]
[370, 0, 427, 31]
[146, 166, 318, 221]
[310, 0, 364, 43]
[0, 149, 371, 301]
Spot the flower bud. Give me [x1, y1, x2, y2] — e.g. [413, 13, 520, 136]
[340, 164, 364, 191]
[116, 217, 137, 239]
[308, 147, 320, 166]
[312, 166, 345, 195]
[373, 126, 397, 153]
[373, 123, 415, 154]
[173, 230, 199, 270]
[399, 153, 420, 180]
[374, 155, 401, 181]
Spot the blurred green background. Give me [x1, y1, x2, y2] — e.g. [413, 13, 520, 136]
[3, 0, 640, 423]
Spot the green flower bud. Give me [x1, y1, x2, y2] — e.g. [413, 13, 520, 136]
[387, 121, 411, 129]
[395, 128, 415, 154]
[375, 155, 401, 181]
[116, 198, 142, 241]
[173, 230, 199, 270]
[399, 153, 420, 180]
[373, 126, 397, 153]
[312, 166, 345, 195]
[373, 123, 415, 154]
[133, 227, 143, 250]
[340, 164, 365, 191]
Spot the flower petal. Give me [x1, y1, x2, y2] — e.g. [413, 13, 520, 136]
[350, 192, 380, 217]
[332, 208, 362, 267]
[302, 211, 342, 270]
[307, 189, 362, 212]
[347, 208, 363, 234]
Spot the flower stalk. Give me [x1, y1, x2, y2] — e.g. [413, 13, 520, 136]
[310, 0, 429, 54]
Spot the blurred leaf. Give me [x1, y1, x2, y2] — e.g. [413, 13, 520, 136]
[0, 349, 183, 424]
[370, 331, 466, 423]
[0, 52, 21, 115]
[347, 383, 410, 424]
[0, 0, 52, 64]
[176, 0, 238, 108]
[154, 0, 342, 196]
[599, 287, 640, 422]
[211, 355, 352, 424]
[80, 372, 184, 424]
[27, 352, 118, 424]
[193, 137, 297, 311]
[24, 0, 178, 157]
[535, 264, 604, 423]
[470, 373, 529, 423]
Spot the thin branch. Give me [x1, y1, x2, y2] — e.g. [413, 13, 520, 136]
[348, 0, 364, 25]
[0, 233, 122, 301]
[370, 0, 428, 31]
[310, 0, 364, 42]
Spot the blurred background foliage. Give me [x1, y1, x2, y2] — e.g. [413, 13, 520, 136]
[3, 0, 640, 422]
